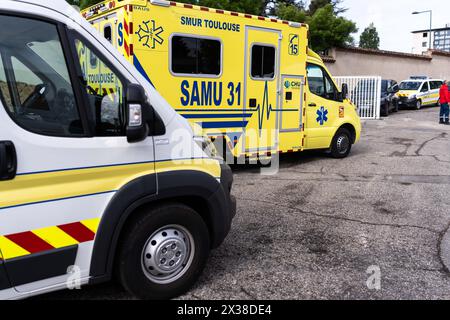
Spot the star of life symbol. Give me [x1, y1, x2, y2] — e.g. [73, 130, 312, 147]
[316, 106, 329, 125]
[136, 20, 164, 49]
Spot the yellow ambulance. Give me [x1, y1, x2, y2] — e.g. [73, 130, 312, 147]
[82, 0, 361, 159]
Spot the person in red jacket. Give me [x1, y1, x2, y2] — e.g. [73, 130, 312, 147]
[439, 80, 450, 125]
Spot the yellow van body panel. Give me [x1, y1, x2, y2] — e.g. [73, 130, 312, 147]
[82, 0, 361, 157]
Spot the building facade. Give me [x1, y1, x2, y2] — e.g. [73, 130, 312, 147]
[412, 24, 450, 54]
[323, 47, 450, 82]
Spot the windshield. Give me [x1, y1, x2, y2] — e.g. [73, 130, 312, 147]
[399, 81, 421, 90]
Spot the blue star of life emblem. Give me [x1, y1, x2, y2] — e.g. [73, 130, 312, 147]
[136, 20, 164, 49]
[316, 106, 329, 125]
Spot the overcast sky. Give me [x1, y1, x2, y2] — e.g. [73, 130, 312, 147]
[338, 0, 449, 53]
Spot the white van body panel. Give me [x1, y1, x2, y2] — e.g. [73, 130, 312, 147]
[0, 0, 199, 299]
[0, 0, 231, 301]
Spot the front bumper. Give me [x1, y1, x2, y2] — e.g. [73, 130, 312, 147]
[220, 163, 236, 219]
[396, 97, 417, 107]
[208, 163, 236, 248]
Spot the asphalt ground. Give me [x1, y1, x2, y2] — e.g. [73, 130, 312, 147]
[38, 106, 450, 300]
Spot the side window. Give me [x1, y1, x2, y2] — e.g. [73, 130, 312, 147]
[324, 74, 338, 101]
[0, 54, 13, 112]
[171, 36, 221, 76]
[0, 15, 84, 137]
[421, 82, 429, 92]
[307, 64, 339, 101]
[251, 45, 276, 80]
[431, 81, 442, 90]
[307, 64, 325, 97]
[429, 81, 436, 90]
[73, 36, 125, 136]
[392, 83, 399, 92]
[11, 57, 44, 108]
[104, 25, 112, 43]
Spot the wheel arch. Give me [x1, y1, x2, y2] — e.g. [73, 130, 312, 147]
[88, 170, 229, 285]
[334, 123, 357, 144]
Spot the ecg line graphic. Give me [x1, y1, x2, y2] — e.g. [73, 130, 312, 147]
[250, 81, 298, 134]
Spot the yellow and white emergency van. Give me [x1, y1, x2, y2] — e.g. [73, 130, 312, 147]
[82, 0, 361, 159]
[396, 77, 443, 110]
[0, 0, 236, 300]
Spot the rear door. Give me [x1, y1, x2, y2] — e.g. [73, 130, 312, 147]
[243, 27, 281, 155]
[430, 81, 442, 104]
[279, 75, 304, 151]
[0, 12, 155, 293]
[419, 81, 431, 105]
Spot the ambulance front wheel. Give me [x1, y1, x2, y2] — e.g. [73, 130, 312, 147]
[330, 128, 352, 159]
[117, 204, 210, 300]
[416, 100, 422, 110]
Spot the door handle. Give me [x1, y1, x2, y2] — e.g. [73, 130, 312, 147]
[0, 141, 17, 181]
[308, 103, 317, 107]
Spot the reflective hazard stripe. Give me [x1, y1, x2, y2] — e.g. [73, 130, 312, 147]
[0, 218, 100, 261]
[0, 236, 30, 259]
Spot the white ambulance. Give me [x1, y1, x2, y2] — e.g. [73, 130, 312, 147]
[0, 0, 236, 299]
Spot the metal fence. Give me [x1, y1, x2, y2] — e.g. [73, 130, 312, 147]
[334, 76, 382, 120]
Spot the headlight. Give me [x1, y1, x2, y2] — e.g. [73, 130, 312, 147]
[409, 95, 416, 100]
[194, 136, 220, 159]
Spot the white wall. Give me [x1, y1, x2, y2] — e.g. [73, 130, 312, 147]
[324, 47, 450, 82]
[412, 32, 433, 55]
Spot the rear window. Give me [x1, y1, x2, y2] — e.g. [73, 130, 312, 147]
[430, 81, 443, 90]
[251, 45, 276, 79]
[104, 25, 112, 43]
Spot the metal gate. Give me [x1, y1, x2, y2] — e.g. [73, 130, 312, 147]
[334, 76, 382, 120]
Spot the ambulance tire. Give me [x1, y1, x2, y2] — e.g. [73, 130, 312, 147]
[117, 204, 210, 300]
[416, 100, 422, 110]
[330, 128, 352, 159]
[381, 103, 389, 117]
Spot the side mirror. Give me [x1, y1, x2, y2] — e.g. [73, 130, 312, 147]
[126, 84, 149, 143]
[341, 83, 349, 100]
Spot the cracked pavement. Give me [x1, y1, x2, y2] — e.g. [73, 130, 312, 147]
[39, 107, 450, 300]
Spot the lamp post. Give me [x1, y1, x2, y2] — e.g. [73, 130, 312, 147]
[412, 10, 433, 50]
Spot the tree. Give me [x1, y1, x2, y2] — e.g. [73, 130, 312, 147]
[308, 0, 346, 15]
[307, 4, 357, 52]
[66, 0, 80, 6]
[275, 3, 307, 23]
[66, 0, 357, 52]
[359, 23, 380, 50]
[176, 0, 266, 15]
[78, 0, 102, 9]
[267, 0, 305, 16]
